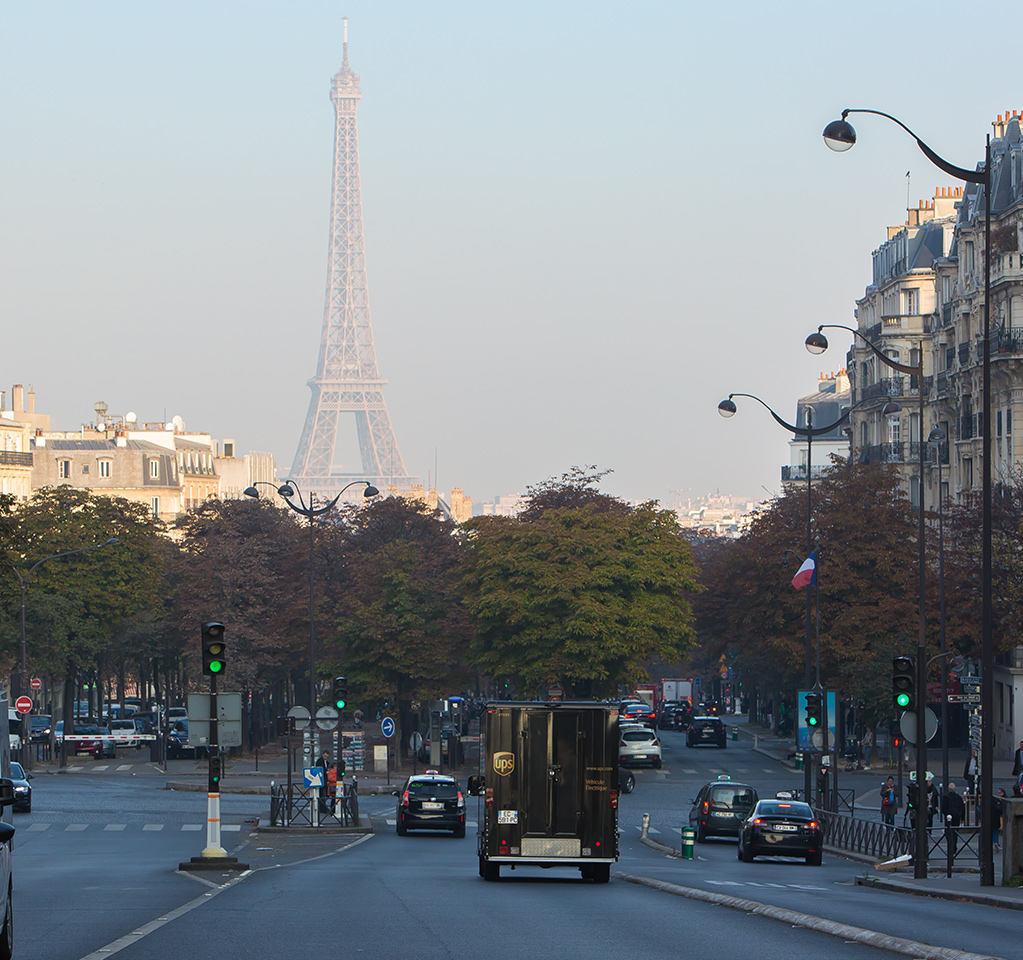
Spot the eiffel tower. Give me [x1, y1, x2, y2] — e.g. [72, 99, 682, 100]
[290, 19, 417, 496]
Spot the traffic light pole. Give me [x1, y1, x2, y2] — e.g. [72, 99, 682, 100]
[202, 668, 226, 858]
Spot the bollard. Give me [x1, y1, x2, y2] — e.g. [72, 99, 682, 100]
[641, 813, 650, 839]
[795, 751, 804, 771]
[731, 726, 738, 741]
[681, 827, 695, 860]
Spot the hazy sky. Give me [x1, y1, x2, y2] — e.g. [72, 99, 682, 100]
[4, 2, 1018, 508]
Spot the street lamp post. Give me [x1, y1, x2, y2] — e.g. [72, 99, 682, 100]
[718, 391, 897, 804]
[244, 480, 377, 716]
[929, 426, 950, 804]
[806, 321, 929, 878]
[9, 537, 121, 766]
[822, 108, 993, 885]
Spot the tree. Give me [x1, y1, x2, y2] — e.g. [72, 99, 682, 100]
[320, 496, 471, 751]
[461, 468, 699, 697]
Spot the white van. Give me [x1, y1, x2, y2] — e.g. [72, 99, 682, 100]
[6, 712, 20, 755]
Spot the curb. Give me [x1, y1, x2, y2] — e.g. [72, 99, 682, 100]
[857, 875, 1023, 912]
[619, 873, 1007, 960]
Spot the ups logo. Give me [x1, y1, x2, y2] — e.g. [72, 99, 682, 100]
[493, 752, 515, 777]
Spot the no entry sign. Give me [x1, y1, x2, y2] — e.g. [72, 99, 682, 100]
[15, 697, 32, 714]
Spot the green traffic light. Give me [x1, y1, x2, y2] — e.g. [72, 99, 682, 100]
[807, 716, 818, 726]
[335, 698, 346, 710]
[896, 693, 911, 708]
[209, 660, 223, 673]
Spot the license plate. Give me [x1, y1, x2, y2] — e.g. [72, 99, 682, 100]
[711, 812, 731, 818]
[498, 810, 518, 824]
[421, 802, 443, 810]
[773, 823, 798, 832]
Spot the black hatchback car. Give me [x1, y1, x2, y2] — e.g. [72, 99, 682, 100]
[394, 772, 466, 837]
[737, 798, 823, 865]
[689, 777, 758, 842]
[686, 716, 726, 748]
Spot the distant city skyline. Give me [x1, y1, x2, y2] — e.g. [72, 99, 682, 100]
[4, 2, 1020, 508]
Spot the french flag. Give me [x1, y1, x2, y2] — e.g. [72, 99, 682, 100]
[791, 551, 817, 590]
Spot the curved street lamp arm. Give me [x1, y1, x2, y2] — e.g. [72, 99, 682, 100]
[22, 539, 120, 581]
[727, 392, 875, 438]
[840, 109, 985, 185]
[816, 323, 920, 377]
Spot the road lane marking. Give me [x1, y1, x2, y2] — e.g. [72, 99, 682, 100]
[26, 823, 49, 831]
[104, 824, 126, 831]
[93, 765, 110, 771]
[116, 764, 133, 770]
[142, 824, 163, 831]
[182, 824, 202, 831]
[66, 824, 87, 831]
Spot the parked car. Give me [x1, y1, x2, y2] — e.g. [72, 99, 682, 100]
[686, 716, 727, 748]
[689, 777, 759, 842]
[619, 727, 662, 768]
[59, 723, 116, 759]
[108, 719, 141, 749]
[8, 763, 31, 813]
[737, 798, 822, 865]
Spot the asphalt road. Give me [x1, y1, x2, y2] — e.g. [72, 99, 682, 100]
[5, 733, 1015, 960]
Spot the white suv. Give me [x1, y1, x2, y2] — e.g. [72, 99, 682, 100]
[619, 727, 662, 768]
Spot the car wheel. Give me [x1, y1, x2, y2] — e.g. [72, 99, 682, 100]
[653, 758, 662, 769]
[396, 818, 407, 837]
[719, 740, 726, 749]
[592, 864, 610, 884]
[736, 841, 743, 861]
[453, 824, 466, 838]
[621, 772, 635, 794]
[806, 851, 822, 866]
[742, 841, 754, 863]
[695, 823, 706, 843]
[0, 882, 12, 960]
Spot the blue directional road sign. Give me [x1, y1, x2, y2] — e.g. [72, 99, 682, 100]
[381, 716, 395, 739]
[303, 767, 324, 788]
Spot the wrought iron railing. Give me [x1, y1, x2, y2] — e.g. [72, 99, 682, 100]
[820, 811, 913, 861]
[270, 778, 360, 827]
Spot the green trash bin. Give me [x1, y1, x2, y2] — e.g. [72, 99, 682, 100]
[795, 751, 804, 770]
[731, 726, 738, 741]
[680, 827, 695, 860]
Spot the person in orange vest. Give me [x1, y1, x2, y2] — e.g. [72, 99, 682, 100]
[326, 762, 338, 815]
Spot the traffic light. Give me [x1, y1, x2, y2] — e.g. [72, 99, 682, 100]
[333, 677, 348, 711]
[209, 753, 221, 789]
[892, 655, 915, 713]
[202, 622, 226, 675]
[805, 692, 822, 728]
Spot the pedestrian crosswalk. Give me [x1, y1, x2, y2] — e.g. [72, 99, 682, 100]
[25, 822, 246, 833]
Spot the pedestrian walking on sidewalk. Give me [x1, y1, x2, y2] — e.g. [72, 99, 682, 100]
[1013, 741, 1023, 778]
[942, 782, 966, 856]
[881, 776, 899, 826]
[861, 728, 874, 770]
[925, 777, 938, 829]
[963, 749, 979, 796]
[993, 788, 1006, 851]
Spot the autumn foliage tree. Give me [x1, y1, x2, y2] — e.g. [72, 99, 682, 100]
[461, 468, 699, 698]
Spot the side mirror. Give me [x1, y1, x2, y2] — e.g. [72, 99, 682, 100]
[0, 824, 13, 845]
[0, 780, 14, 807]
[392, 790, 400, 797]
[467, 775, 484, 796]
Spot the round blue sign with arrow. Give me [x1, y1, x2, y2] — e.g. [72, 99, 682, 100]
[381, 716, 395, 738]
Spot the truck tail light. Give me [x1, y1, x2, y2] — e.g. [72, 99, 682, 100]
[609, 789, 619, 810]
[485, 787, 494, 807]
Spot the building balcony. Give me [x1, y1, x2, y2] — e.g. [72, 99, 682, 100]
[860, 443, 905, 465]
[861, 377, 904, 401]
[781, 465, 829, 483]
[0, 451, 33, 467]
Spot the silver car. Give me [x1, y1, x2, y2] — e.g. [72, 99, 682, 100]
[619, 727, 662, 768]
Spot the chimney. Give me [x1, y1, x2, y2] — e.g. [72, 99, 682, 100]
[115, 431, 127, 447]
[27, 387, 35, 414]
[12, 385, 24, 413]
[34, 429, 45, 448]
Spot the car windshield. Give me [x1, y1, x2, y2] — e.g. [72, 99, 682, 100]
[757, 801, 812, 818]
[710, 786, 756, 808]
[407, 780, 458, 799]
[623, 730, 655, 742]
[9, 763, 24, 779]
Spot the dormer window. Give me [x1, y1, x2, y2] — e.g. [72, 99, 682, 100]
[149, 459, 160, 480]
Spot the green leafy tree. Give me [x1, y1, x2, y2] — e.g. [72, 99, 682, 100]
[320, 496, 471, 751]
[461, 468, 699, 697]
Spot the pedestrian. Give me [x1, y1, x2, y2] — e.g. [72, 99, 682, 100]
[1013, 741, 1023, 779]
[925, 777, 938, 830]
[861, 728, 874, 770]
[942, 782, 966, 857]
[963, 749, 979, 796]
[326, 762, 338, 816]
[880, 776, 899, 826]
[315, 750, 331, 815]
[993, 788, 1006, 852]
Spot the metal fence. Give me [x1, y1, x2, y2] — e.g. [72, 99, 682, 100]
[820, 811, 913, 861]
[270, 778, 360, 828]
